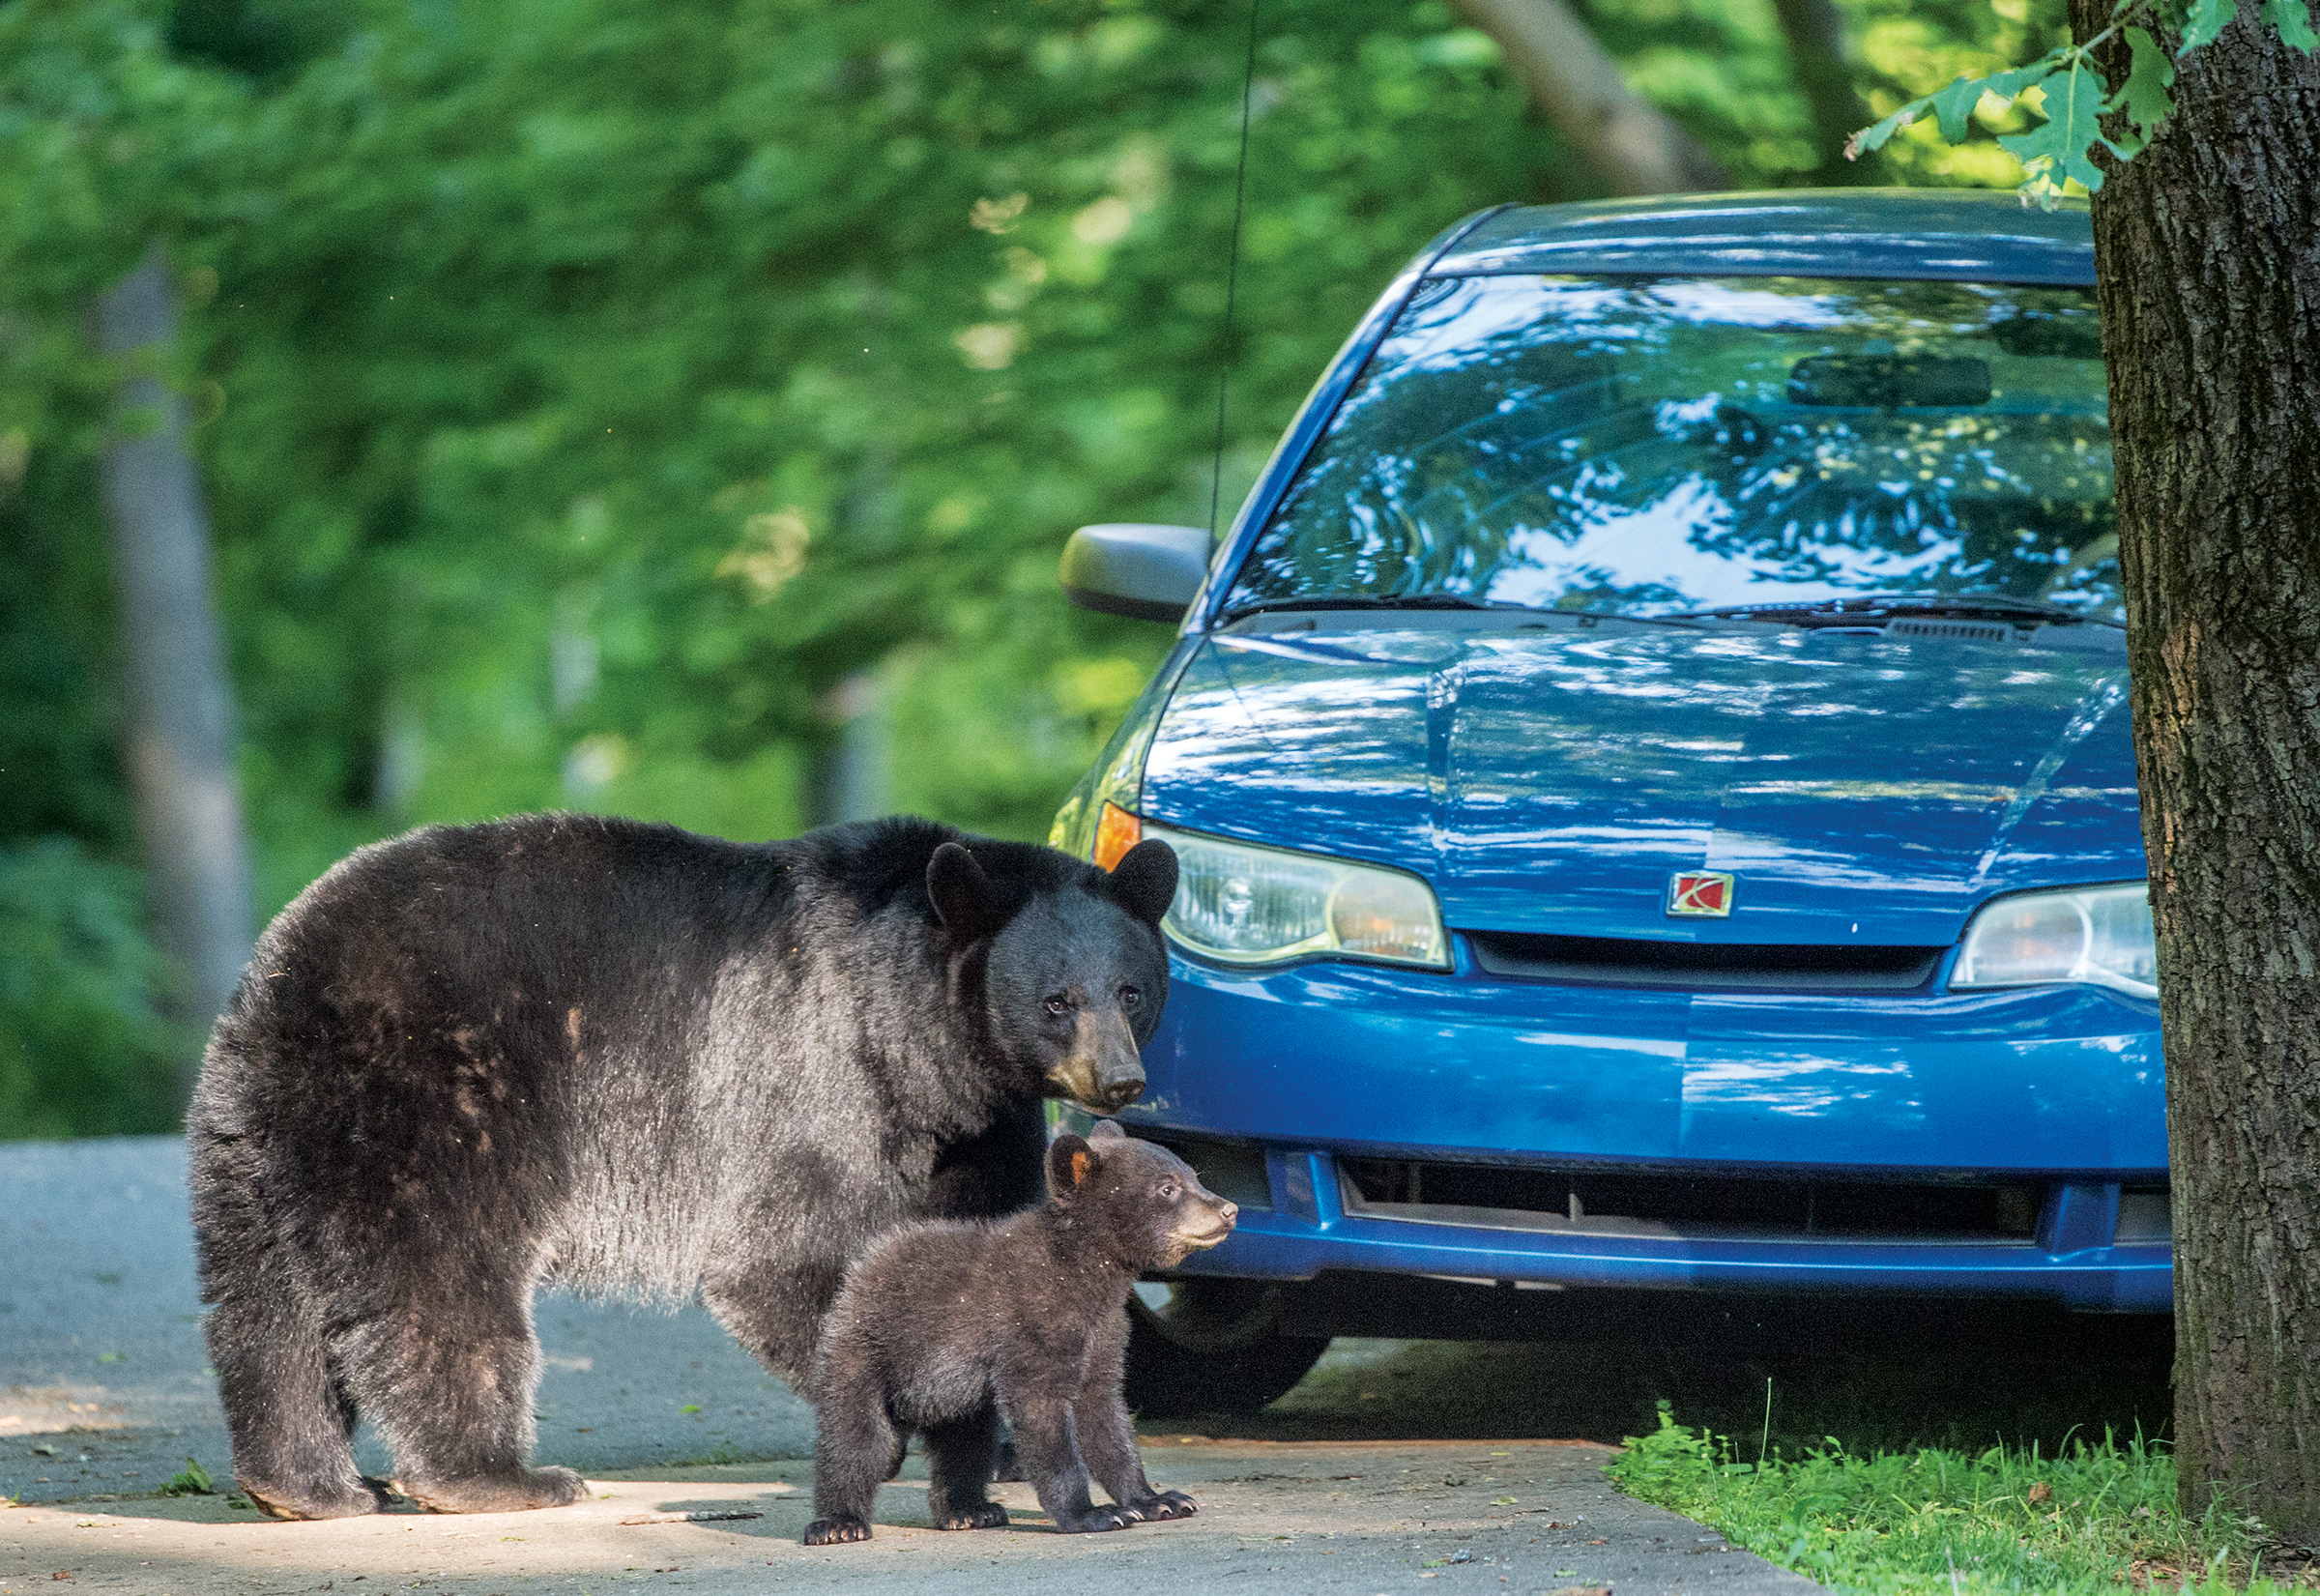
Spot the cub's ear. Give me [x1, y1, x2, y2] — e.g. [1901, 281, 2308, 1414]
[1105, 838, 1177, 926]
[927, 842, 999, 942]
[1088, 1118, 1128, 1144]
[1047, 1133, 1099, 1201]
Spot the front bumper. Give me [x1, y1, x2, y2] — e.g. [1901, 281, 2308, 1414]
[1097, 939, 2173, 1315]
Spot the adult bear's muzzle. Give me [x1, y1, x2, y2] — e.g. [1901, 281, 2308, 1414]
[1047, 1004, 1146, 1111]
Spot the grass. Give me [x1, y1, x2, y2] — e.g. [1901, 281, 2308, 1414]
[159, 1457, 215, 1496]
[1609, 1402, 2306, 1595]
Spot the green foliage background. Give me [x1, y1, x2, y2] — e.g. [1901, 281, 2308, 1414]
[0, 0, 2068, 1137]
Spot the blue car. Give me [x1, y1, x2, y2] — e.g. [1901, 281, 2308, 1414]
[1049, 190, 2165, 1413]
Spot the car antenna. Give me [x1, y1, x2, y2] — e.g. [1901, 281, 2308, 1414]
[1206, 0, 1262, 545]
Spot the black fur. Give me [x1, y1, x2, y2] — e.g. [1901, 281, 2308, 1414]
[187, 813, 1176, 1521]
[801, 1119, 1235, 1544]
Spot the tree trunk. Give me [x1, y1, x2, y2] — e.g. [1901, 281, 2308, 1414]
[1450, 0, 1727, 195]
[1769, 0, 1877, 181]
[93, 244, 254, 1105]
[2071, 0, 2320, 1537]
[807, 672, 891, 827]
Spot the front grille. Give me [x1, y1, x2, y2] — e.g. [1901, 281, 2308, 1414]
[2115, 1187, 2172, 1242]
[1339, 1156, 2041, 1243]
[1465, 930, 1944, 993]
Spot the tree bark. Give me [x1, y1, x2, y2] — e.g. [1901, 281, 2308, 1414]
[1450, 0, 1728, 195]
[93, 244, 254, 1105]
[1770, 0, 1877, 181]
[2071, 0, 2320, 1537]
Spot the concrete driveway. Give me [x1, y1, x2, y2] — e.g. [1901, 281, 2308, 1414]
[1, 1137, 1821, 1595]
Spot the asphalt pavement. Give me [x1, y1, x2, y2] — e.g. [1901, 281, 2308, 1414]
[1, 1136, 1823, 1595]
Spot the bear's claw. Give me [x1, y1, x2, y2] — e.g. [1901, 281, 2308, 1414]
[1129, 1490, 1197, 1521]
[936, 1502, 1009, 1530]
[803, 1515, 874, 1546]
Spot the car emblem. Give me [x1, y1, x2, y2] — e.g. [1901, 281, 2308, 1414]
[1668, 870, 1735, 917]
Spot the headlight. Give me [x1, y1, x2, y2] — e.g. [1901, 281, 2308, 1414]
[1136, 817, 1449, 969]
[1954, 883, 2156, 999]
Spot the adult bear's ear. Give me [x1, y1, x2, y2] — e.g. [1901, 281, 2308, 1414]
[1088, 1118, 1127, 1144]
[1047, 1133, 1099, 1202]
[1105, 838, 1177, 926]
[927, 841, 1000, 942]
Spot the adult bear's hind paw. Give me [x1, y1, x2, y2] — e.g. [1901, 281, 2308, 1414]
[238, 1476, 387, 1522]
[393, 1465, 585, 1514]
[804, 1515, 874, 1545]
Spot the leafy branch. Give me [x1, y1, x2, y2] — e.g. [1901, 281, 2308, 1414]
[1845, 0, 2317, 204]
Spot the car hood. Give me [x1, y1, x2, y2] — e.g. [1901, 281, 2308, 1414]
[1140, 625, 2143, 947]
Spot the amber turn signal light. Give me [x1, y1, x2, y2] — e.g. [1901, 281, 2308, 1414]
[1093, 801, 1143, 870]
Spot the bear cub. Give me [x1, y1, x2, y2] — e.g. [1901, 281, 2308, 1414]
[803, 1119, 1234, 1543]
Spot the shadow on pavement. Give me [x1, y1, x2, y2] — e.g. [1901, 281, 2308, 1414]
[1159, 1308, 2174, 1459]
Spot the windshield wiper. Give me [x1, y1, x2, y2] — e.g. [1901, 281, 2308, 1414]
[1218, 594, 1517, 624]
[1216, 594, 1710, 628]
[1664, 594, 2118, 629]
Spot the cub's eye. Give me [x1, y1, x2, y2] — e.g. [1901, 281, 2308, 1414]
[1158, 1182, 1178, 1200]
[1043, 995, 1070, 1017]
[1119, 985, 1142, 1011]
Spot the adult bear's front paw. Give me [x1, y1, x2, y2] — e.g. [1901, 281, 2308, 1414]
[1129, 1490, 1198, 1521]
[803, 1515, 873, 1546]
[936, 1501, 1009, 1530]
[1057, 1505, 1139, 1532]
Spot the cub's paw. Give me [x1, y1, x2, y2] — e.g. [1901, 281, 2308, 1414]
[991, 1437, 1025, 1483]
[1128, 1490, 1198, 1521]
[803, 1515, 873, 1546]
[1058, 1505, 1139, 1533]
[936, 1502, 1009, 1531]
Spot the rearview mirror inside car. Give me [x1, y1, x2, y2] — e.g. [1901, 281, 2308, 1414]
[1058, 523, 1212, 623]
[1787, 354, 1992, 408]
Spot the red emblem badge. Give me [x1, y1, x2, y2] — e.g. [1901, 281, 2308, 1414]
[1667, 870, 1735, 917]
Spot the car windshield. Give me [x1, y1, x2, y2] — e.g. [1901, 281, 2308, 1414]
[1227, 275, 2120, 623]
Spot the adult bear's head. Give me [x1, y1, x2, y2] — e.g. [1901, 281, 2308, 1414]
[927, 837, 1176, 1112]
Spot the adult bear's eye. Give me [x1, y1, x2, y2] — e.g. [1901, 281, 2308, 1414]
[1119, 985, 1141, 1010]
[1158, 1182, 1178, 1200]
[1043, 995, 1070, 1017]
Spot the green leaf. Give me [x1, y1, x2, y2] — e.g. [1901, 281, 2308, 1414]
[2181, 0, 2238, 52]
[1846, 56, 2066, 163]
[1930, 61, 2065, 143]
[1845, 98, 1929, 160]
[2108, 26, 2177, 153]
[1999, 61, 2121, 198]
[2262, 0, 2319, 50]
[163, 1457, 216, 1495]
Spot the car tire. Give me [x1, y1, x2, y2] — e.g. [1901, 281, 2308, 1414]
[1123, 1279, 1331, 1416]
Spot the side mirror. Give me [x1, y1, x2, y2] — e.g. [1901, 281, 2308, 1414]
[1058, 523, 1212, 624]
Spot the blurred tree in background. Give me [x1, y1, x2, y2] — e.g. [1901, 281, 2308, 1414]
[0, 0, 2068, 1136]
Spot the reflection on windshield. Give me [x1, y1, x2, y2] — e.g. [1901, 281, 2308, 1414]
[1232, 276, 2119, 622]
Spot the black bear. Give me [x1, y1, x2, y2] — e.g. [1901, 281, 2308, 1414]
[802, 1118, 1234, 1544]
[187, 812, 1176, 1521]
